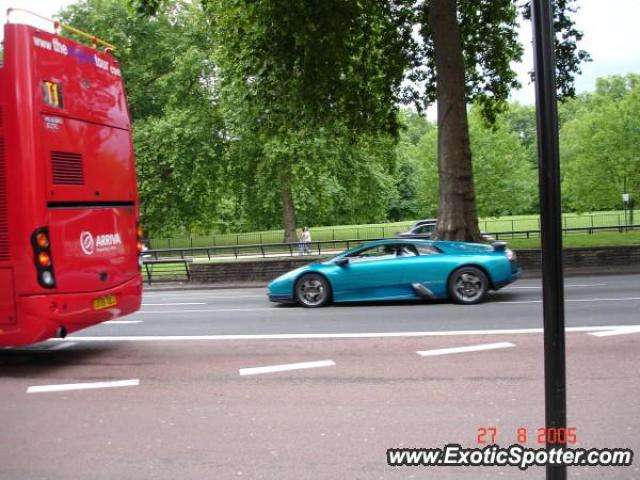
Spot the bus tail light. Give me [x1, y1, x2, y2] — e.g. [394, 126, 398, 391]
[36, 232, 50, 248]
[38, 252, 51, 267]
[31, 228, 56, 288]
[136, 223, 144, 253]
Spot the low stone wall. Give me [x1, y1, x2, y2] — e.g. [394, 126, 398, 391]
[514, 245, 640, 274]
[189, 257, 314, 284]
[188, 245, 640, 284]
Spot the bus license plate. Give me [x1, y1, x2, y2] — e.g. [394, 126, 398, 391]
[93, 294, 117, 311]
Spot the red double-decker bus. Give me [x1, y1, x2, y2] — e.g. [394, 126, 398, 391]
[0, 10, 143, 346]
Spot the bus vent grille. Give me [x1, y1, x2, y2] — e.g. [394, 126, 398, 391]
[0, 137, 8, 260]
[51, 151, 84, 185]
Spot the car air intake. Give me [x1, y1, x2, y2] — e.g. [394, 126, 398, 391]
[51, 151, 84, 185]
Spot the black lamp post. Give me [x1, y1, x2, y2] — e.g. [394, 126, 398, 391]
[531, 0, 567, 479]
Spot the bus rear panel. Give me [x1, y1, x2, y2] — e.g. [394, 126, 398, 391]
[0, 20, 142, 346]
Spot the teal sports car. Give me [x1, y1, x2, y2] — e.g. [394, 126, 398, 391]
[268, 239, 521, 307]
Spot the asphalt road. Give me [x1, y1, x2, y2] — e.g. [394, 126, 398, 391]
[85, 273, 640, 337]
[1, 273, 639, 480]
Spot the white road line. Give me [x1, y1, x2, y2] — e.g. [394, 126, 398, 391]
[26, 379, 140, 394]
[239, 360, 335, 376]
[417, 342, 515, 357]
[102, 320, 143, 324]
[47, 342, 78, 350]
[143, 296, 263, 301]
[497, 297, 640, 305]
[135, 308, 282, 314]
[59, 325, 639, 342]
[142, 303, 207, 306]
[507, 284, 607, 289]
[589, 326, 640, 337]
[143, 292, 264, 296]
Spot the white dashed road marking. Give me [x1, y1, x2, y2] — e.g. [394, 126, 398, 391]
[47, 342, 78, 350]
[27, 379, 140, 394]
[589, 326, 640, 337]
[416, 342, 515, 357]
[103, 320, 143, 325]
[239, 360, 336, 376]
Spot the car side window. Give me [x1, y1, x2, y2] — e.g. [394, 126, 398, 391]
[348, 245, 396, 262]
[348, 244, 418, 262]
[416, 245, 441, 256]
[397, 245, 419, 257]
[414, 224, 435, 234]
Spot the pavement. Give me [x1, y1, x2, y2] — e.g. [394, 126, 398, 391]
[1, 273, 639, 479]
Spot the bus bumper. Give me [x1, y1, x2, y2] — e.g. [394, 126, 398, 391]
[1, 275, 143, 347]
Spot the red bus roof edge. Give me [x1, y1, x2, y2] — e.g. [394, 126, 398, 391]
[6, 7, 116, 51]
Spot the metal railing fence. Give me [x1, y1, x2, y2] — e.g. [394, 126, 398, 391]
[144, 223, 639, 262]
[148, 211, 639, 250]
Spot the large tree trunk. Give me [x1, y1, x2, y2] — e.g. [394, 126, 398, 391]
[281, 179, 297, 243]
[429, 0, 484, 242]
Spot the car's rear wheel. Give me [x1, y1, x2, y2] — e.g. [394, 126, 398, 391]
[295, 274, 331, 308]
[448, 267, 489, 305]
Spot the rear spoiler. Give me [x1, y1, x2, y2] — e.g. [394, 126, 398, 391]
[492, 241, 508, 252]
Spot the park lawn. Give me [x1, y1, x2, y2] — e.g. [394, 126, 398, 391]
[151, 209, 638, 249]
[504, 230, 640, 250]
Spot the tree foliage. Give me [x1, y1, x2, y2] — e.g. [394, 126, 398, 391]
[58, 0, 227, 235]
[561, 74, 640, 212]
[401, 107, 536, 219]
[57, 0, 602, 239]
[204, 0, 414, 240]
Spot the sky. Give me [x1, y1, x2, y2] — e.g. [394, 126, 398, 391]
[2, 0, 640, 105]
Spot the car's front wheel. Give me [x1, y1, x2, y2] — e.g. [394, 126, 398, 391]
[448, 267, 489, 305]
[295, 273, 331, 308]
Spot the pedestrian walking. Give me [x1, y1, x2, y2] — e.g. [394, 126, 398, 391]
[302, 226, 312, 255]
[297, 228, 305, 255]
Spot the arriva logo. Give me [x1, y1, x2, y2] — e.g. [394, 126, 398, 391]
[80, 231, 95, 255]
[96, 233, 122, 249]
[80, 231, 122, 255]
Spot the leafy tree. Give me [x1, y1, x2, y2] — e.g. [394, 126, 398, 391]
[388, 111, 435, 221]
[204, 0, 414, 241]
[468, 109, 537, 217]
[561, 74, 640, 212]
[504, 103, 537, 156]
[58, 0, 228, 235]
[409, 0, 589, 241]
[408, 107, 537, 219]
[128, 0, 588, 242]
[228, 123, 396, 231]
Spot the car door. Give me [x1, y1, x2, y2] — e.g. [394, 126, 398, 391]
[399, 244, 451, 298]
[331, 244, 414, 301]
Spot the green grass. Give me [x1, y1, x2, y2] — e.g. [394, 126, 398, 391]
[149, 209, 639, 250]
[505, 229, 640, 250]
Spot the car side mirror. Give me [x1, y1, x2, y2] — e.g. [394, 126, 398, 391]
[335, 257, 349, 267]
